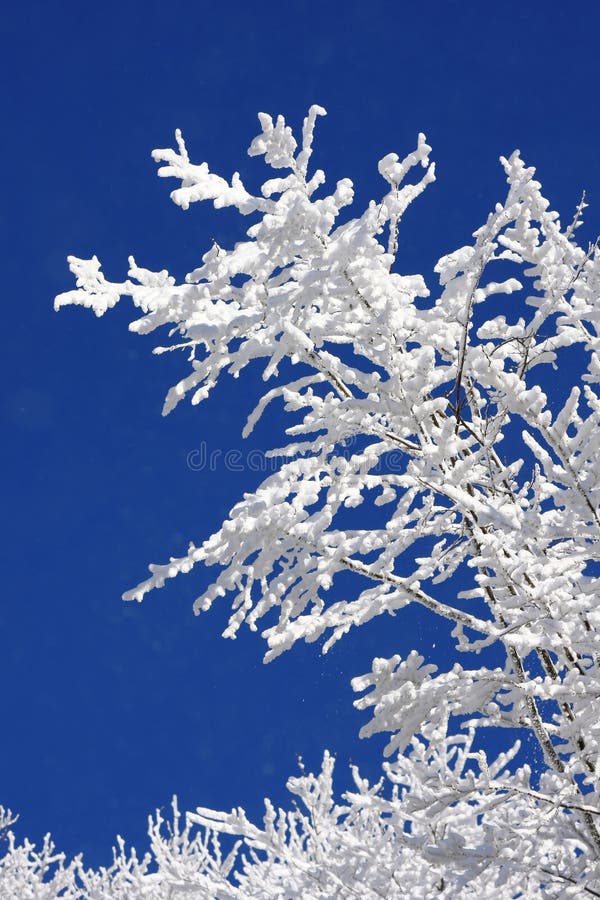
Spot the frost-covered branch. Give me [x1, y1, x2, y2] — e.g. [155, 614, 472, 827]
[39, 105, 600, 894]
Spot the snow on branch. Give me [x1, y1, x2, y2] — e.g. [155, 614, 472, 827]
[42, 106, 600, 895]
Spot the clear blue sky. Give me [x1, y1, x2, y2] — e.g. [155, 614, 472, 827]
[2, 0, 600, 868]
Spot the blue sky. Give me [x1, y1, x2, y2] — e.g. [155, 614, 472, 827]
[2, 0, 600, 868]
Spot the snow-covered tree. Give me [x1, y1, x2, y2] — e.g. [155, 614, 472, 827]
[5, 106, 600, 896]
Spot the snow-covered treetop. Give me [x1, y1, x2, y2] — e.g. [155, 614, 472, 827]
[50, 106, 600, 896]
